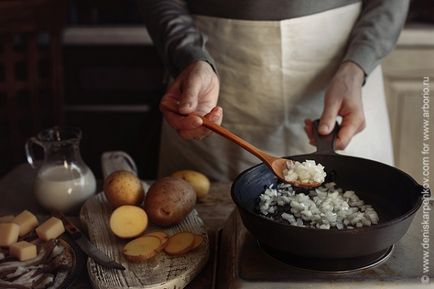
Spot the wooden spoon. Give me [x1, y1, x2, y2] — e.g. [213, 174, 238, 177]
[197, 116, 321, 188]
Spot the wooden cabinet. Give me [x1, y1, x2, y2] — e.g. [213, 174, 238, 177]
[63, 27, 166, 179]
[382, 27, 434, 190]
[0, 0, 67, 176]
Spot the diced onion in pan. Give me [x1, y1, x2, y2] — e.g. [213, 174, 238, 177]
[258, 182, 379, 230]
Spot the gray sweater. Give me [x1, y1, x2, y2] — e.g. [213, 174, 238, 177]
[142, 0, 409, 78]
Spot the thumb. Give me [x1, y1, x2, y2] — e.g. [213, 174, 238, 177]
[179, 74, 201, 115]
[319, 96, 341, 135]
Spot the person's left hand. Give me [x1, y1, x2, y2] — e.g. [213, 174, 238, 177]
[304, 61, 365, 150]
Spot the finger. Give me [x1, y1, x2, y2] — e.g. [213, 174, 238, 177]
[163, 111, 203, 130]
[204, 106, 223, 124]
[319, 94, 342, 135]
[179, 106, 224, 140]
[160, 79, 183, 113]
[160, 97, 179, 114]
[179, 74, 201, 115]
[335, 113, 365, 150]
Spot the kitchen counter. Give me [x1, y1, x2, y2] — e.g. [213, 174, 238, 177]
[0, 164, 236, 289]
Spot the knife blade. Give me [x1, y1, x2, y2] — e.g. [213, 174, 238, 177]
[55, 212, 125, 270]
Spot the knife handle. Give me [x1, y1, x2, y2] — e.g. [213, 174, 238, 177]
[64, 221, 81, 240]
[54, 213, 82, 240]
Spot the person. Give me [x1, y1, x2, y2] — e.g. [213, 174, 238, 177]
[142, 0, 409, 181]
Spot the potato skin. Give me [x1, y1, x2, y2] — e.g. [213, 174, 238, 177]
[104, 170, 144, 208]
[144, 177, 196, 226]
[171, 170, 210, 199]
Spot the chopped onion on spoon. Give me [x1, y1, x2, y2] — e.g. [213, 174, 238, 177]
[283, 160, 326, 185]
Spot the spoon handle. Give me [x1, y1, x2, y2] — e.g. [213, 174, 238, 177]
[199, 116, 275, 164]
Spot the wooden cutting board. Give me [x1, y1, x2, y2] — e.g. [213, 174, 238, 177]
[80, 192, 209, 289]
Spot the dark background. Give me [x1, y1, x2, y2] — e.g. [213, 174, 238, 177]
[0, 0, 433, 180]
[66, 0, 434, 25]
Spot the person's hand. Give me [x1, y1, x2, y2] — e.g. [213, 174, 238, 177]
[304, 61, 365, 150]
[160, 60, 222, 140]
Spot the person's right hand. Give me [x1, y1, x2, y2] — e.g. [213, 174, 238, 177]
[160, 60, 222, 140]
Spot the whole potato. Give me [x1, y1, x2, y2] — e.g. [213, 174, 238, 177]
[171, 170, 210, 199]
[144, 177, 196, 226]
[104, 170, 144, 208]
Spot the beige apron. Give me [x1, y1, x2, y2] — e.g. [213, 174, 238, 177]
[158, 2, 394, 181]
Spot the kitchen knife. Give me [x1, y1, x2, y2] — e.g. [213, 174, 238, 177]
[55, 212, 125, 270]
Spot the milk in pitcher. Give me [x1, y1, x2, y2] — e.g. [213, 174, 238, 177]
[26, 127, 96, 212]
[34, 164, 96, 212]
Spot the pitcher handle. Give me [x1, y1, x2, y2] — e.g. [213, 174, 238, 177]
[101, 151, 138, 179]
[312, 119, 340, 155]
[25, 137, 44, 169]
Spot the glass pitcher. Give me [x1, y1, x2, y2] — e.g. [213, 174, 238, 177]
[25, 127, 96, 212]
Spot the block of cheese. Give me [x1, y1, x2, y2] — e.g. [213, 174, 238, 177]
[0, 215, 14, 223]
[9, 241, 37, 261]
[36, 217, 65, 241]
[0, 223, 20, 246]
[12, 210, 39, 236]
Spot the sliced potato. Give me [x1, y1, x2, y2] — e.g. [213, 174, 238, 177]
[110, 205, 148, 239]
[164, 232, 195, 256]
[145, 230, 168, 240]
[123, 236, 161, 262]
[144, 231, 169, 251]
[191, 234, 204, 250]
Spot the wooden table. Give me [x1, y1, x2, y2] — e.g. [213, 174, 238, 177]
[0, 164, 236, 289]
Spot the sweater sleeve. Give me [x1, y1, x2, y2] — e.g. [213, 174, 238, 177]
[140, 0, 217, 77]
[343, 0, 410, 76]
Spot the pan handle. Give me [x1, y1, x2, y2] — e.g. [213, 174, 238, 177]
[312, 119, 340, 155]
